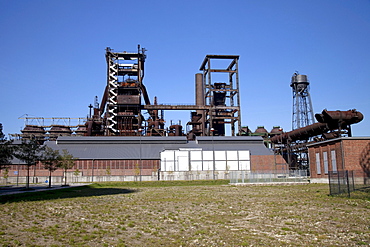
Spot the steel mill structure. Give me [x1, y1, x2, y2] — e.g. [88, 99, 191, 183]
[270, 72, 364, 171]
[14, 47, 242, 141]
[8, 46, 366, 178]
[271, 109, 364, 170]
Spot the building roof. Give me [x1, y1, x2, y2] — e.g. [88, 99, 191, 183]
[306, 136, 370, 147]
[45, 136, 273, 160]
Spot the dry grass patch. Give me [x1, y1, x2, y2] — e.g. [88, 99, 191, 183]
[0, 181, 369, 246]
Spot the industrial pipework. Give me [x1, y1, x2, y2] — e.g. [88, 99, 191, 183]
[271, 109, 364, 144]
[13, 47, 244, 140]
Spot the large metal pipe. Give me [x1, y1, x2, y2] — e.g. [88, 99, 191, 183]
[315, 109, 363, 124]
[99, 85, 109, 115]
[271, 109, 363, 144]
[270, 122, 329, 144]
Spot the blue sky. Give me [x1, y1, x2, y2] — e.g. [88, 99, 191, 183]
[1, 0, 369, 137]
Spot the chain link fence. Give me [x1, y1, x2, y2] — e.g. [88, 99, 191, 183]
[328, 170, 354, 197]
[328, 170, 369, 197]
[230, 170, 308, 184]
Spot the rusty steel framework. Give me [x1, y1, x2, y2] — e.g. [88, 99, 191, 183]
[100, 49, 241, 137]
[13, 47, 243, 140]
[200, 55, 241, 136]
[103, 45, 148, 136]
[271, 109, 364, 170]
[142, 54, 242, 137]
[286, 73, 315, 169]
[11, 117, 87, 141]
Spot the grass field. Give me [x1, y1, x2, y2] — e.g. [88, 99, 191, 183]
[1, 180, 369, 246]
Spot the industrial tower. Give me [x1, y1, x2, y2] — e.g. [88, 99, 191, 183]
[271, 73, 364, 171]
[104, 45, 151, 136]
[199, 55, 242, 136]
[289, 73, 315, 170]
[291, 73, 315, 130]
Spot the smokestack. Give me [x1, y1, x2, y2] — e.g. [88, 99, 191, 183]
[195, 73, 204, 109]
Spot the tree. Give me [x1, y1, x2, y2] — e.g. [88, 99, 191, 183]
[41, 147, 61, 188]
[58, 149, 77, 186]
[0, 123, 15, 171]
[0, 140, 14, 171]
[15, 138, 45, 189]
[2, 168, 9, 185]
[73, 169, 81, 183]
[0, 123, 5, 141]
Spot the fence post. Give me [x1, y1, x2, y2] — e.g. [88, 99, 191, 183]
[351, 170, 355, 191]
[346, 170, 350, 197]
[337, 172, 341, 195]
[328, 171, 332, 195]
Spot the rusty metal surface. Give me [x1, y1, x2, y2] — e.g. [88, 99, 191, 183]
[200, 54, 241, 136]
[169, 125, 183, 136]
[270, 126, 283, 134]
[255, 126, 268, 134]
[49, 125, 73, 135]
[143, 105, 239, 111]
[270, 122, 329, 144]
[199, 55, 239, 70]
[315, 109, 363, 124]
[21, 125, 46, 135]
[104, 46, 147, 136]
[117, 95, 141, 105]
[195, 73, 204, 106]
[271, 109, 364, 144]
[75, 125, 87, 136]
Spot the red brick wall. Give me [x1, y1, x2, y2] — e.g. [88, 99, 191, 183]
[308, 147, 318, 177]
[251, 155, 288, 171]
[342, 139, 370, 173]
[309, 139, 370, 179]
[309, 142, 343, 179]
[1, 159, 160, 178]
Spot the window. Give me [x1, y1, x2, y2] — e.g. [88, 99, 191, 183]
[331, 150, 337, 173]
[315, 153, 321, 175]
[323, 152, 329, 174]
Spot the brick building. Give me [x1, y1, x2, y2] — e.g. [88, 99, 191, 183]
[2, 136, 288, 184]
[307, 137, 370, 183]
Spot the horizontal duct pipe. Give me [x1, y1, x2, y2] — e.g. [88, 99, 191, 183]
[271, 109, 363, 144]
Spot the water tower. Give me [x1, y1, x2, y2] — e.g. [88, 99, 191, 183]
[290, 73, 315, 170]
[291, 73, 315, 130]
